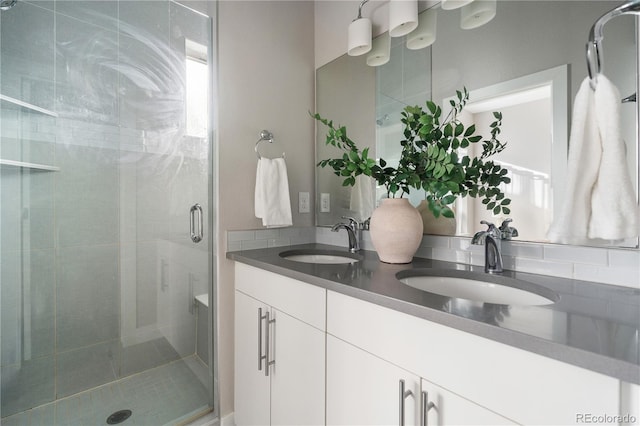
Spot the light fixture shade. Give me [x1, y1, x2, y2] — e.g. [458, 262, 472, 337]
[348, 17, 372, 56]
[389, 0, 418, 38]
[441, 0, 474, 10]
[460, 0, 496, 30]
[366, 33, 391, 66]
[406, 9, 437, 50]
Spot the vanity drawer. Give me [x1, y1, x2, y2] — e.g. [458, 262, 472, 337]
[235, 263, 326, 330]
[327, 290, 619, 425]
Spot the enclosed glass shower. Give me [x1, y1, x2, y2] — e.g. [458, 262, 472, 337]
[0, 1, 216, 424]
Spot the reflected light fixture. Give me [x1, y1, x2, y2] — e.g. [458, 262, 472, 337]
[460, 0, 496, 30]
[406, 8, 437, 50]
[348, 0, 372, 56]
[367, 32, 391, 66]
[440, 0, 474, 10]
[389, 0, 419, 37]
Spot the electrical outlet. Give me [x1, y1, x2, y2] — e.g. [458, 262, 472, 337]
[298, 192, 310, 213]
[320, 193, 331, 213]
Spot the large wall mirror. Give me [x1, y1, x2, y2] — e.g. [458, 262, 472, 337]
[315, 0, 639, 248]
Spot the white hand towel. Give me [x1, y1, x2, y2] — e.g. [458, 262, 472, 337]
[349, 174, 374, 221]
[548, 76, 639, 244]
[255, 157, 293, 228]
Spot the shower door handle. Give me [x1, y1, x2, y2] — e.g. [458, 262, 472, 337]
[190, 204, 203, 243]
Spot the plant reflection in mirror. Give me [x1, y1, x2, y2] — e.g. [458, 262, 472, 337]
[312, 87, 512, 218]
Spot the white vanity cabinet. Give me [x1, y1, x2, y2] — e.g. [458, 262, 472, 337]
[234, 263, 326, 426]
[233, 261, 631, 426]
[327, 290, 620, 426]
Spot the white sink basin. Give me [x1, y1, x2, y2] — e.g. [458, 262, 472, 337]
[398, 272, 556, 306]
[280, 250, 360, 264]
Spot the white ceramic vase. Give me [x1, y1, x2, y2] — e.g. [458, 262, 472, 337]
[370, 198, 423, 263]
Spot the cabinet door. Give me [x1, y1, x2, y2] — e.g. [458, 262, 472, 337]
[234, 291, 270, 426]
[270, 309, 325, 426]
[421, 379, 515, 426]
[327, 335, 420, 426]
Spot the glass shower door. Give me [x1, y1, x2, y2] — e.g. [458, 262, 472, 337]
[1, 1, 214, 423]
[115, 2, 214, 420]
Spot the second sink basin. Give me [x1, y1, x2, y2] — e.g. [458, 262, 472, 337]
[397, 269, 558, 306]
[280, 249, 361, 264]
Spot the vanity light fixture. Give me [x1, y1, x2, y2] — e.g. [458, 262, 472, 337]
[367, 32, 391, 66]
[348, 0, 373, 56]
[389, 0, 419, 37]
[460, 0, 497, 30]
[441, 0, 474, 10]
[406, 8, 437, 50]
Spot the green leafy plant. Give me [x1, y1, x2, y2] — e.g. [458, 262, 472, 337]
[312, 87, 512, 219]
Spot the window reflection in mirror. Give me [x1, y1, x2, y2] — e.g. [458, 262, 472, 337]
[445, 66, 568, 242]
[463, 94, 552, 241]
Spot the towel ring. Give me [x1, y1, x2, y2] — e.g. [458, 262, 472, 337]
[255, 129, 285, 159]
[586, 0, 640, 92]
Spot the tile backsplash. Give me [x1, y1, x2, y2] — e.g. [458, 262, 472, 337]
[227, 227, 316, 252]
[228, 227, 640, 289]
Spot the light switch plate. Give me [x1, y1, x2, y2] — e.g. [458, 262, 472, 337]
[299, 192, 310, 213]
[320, 193, 330, 212]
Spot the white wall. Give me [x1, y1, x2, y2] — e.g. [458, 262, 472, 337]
[216, 0, 315, 417]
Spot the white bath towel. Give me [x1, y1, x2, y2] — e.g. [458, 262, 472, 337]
[255, 157, 293, 228]
[548, 75, 638, 244]
[589, 75, 639, 240]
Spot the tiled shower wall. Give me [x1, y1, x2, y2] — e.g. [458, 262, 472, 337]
[227, 227, 640, 289]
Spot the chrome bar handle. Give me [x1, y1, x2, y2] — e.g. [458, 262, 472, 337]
[399, 379, 413, 426]
[190, 204, 203, 243]
[258, 308, 267, 371]
[264, 311, 276, 376]
[420, 391, 435, 426]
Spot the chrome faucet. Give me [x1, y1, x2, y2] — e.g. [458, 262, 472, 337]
[472, 220, 514, 274]
[331, 216, 361, 253]
[499, 218, 519, 240]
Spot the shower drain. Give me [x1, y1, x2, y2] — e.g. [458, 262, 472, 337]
[106, 409, 132, 424]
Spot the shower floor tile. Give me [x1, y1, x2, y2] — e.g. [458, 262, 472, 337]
[2, 356, 210, 426]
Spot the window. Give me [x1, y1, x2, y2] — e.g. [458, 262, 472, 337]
[185, 39, 208, 138]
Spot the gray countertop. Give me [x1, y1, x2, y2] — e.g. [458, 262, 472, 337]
[227, 243, 640, 384]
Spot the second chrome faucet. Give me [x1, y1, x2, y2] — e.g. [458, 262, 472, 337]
[471, 219, 518, 274]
